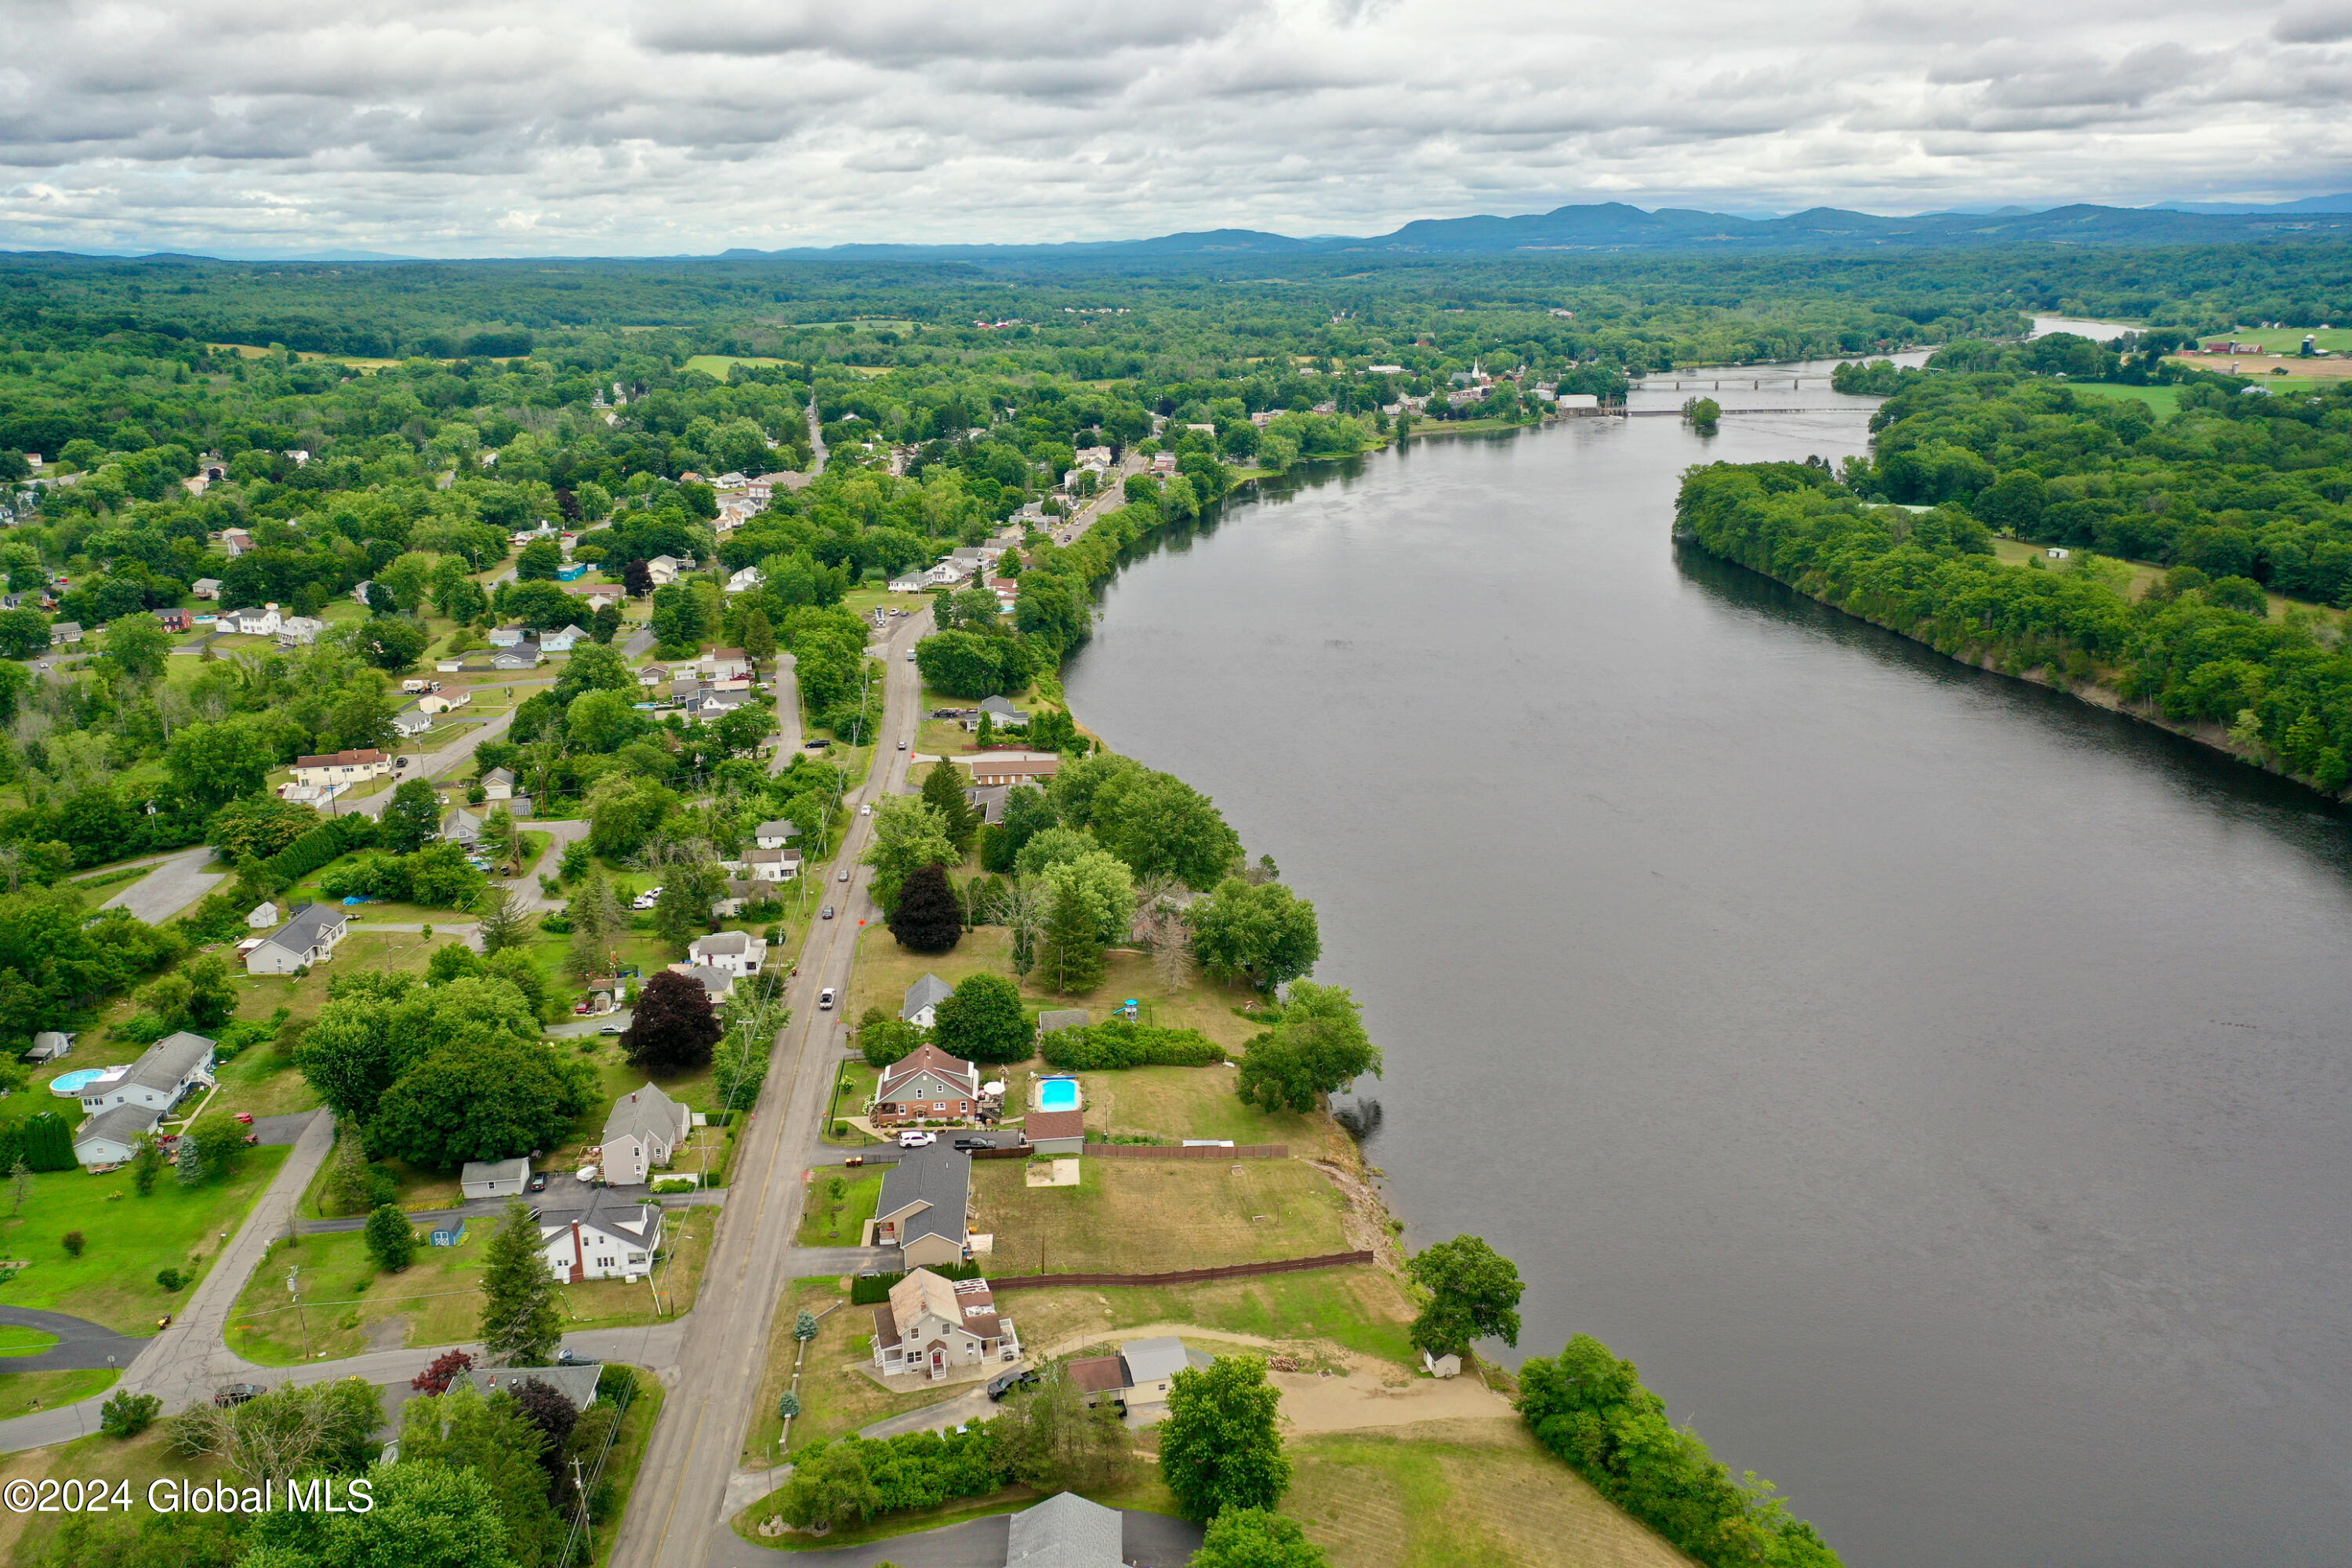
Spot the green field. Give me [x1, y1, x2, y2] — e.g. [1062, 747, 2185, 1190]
[683, 354, 797, 378]
[2200, 327, 2352, 353]
[2066, 383, 2181, 417]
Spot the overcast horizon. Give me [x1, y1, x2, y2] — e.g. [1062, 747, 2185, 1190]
[6, 0, 2352, 258]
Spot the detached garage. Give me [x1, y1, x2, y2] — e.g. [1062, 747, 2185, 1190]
[461, 1156, 531, 1200]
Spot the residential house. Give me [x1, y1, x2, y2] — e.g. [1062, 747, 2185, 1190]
[220, 527, 253, 557]
[276, 614, 325, 646]
[220, 604, 280, 636]
[418, 688, 471, 715]
[191, 578, 222, 601]
[539, 623, 588, 653]
[154, 607, 191, 633]
[972, 695, 1029, 730]
[349, 580, 372, 605]
[753, 818, 800, 849]
[460, 1156, 531, 1200]
[492, 645, 542, 671]
[482, 768, 516, 801]
[536, 1194, 664, 1283]
[963, 784, 1010, 826]
[681, 688, 745, 721]
[666, 964, 737, 1003]
[292, 749, 392, 788]
[645, 555, 685, 586]
[598, 1082, 690, 1186]
[465, 1363, 604, 1410]
[579, 583, 625, 610]
[637, 663, 669, 691]
[487, 624, 528, 648]
[48, 621, 82, 646]
[869, 1269, 1022, 1378]
[442, 807, 484, 845]
[1064, 1337, 1199, 1423]
[701, 648, 750, 683]
[74, 1105, 164, 1167]
[245, 903, 350, 975]
[901, 973, 954, 1029]
[1003, 1493, 1123, 1568]
[687, 929, 768, 978]
[74, 1029, 215, 1119]
[725, 566, 764, 595]
[873, 1044, 982, 1127]
[961, 752, 1062, 787]
[871, 1145, 972, 1268]
[742, 847, 800, 884]
[887, 565, 934, 593]
[392, 706, 432, 739]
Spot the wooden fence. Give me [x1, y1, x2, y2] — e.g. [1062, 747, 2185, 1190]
[988, 1250, 1374, 1294]
[968, 1142, 1289, 1161]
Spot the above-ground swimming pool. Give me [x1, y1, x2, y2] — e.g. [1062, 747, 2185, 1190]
[49, 1068, 117, 1097]
[1037, 1078, 1080, 1112]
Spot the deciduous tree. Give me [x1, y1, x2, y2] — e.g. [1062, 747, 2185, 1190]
[1191, 1508, 1331, 1568]
[623, 969, 722, 1073]
[887, 863, 964, 953]
[1159, 1356, 1290, 1521]
[1189, 877, 1321, 993]
[932, 972, 1029, 1064]
[1233, 982, 1380, 1116]
[1406, 1235, 1524, 1360]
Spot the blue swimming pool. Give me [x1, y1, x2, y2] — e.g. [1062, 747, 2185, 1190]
[49, 1069, 107, 1097]
[1037, 1078, 1080, 1112]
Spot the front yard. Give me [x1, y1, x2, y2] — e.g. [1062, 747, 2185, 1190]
[796, 1167, 883, 1247]
[971, 1155, 1352, 1278]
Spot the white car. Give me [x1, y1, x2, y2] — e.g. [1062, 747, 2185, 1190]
[897, 1130, 936, 1149]
[860, 802, 873, 816]
[818, 987, 836, 1011]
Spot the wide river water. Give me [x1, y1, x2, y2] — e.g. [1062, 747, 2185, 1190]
[1062, 367, 2352, 1566]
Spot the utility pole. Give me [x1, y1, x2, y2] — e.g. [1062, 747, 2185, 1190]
[287, 1265, 311, 1361]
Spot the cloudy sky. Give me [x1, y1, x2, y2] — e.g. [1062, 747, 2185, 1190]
[3, 0, 2350, 256]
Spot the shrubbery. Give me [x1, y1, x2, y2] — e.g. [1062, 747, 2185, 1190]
[1038, 1018, 1225, 1070]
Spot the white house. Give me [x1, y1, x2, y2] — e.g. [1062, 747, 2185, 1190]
[646, 555, 685, 586]
[292, 749, 392, 788]
[245, 904, 350, 975]
[48, 622, 82, 646]
[191, 578, 222, 601]
[598, 1082, 690, 1185]
[742, 847, 800, 883]
[668, 963, 737, 1002]
[75, 1029, 215, 1120]
[725, 566, 764, 595]
[221, 604, 280, 636]
[700, 648, 750, 682]
[538, 1194, 664, 1283]
[492, 645, 541, 670]
[487, 624, 528, 648]
[461, 1156, 531, 1200]
[637, 663, 669, 690]
[869, 1269, 1021, 1377]
[901, 974, 953, 1029]
[74, 1105, 165, 1168]
[687, 929, 768, 977]
[482, 767, 516, 801]
[418, 688, 471, 715]
[392, 706, 432, 739]
[539, 623, 588, 653]
[276, 614, 325, 645]
[753, 818, 799, 850]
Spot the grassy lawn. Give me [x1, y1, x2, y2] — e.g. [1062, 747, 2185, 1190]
[824, 1062, 880, 1140]
[0, 1326, 57, 1356]
[187, 1030, 321, 1127]
[683, 354, 798, 376]
[744, 1278, 924, 1463]
[1076, 1065, 1325, 1150]
[0, 1367, 115, 1421]
[1988, 538, 2339, 622]
[0, 1148, 290, 1333]
[735, 1472, 1183, 1553]
[795, 1168, 882, 1247]
[2065, 383, 2182, 418]
[586, 1368, 666, 1568]
[984, 1265, 1417, 1369]
[233, 927, 441, 1027]
[229, 1203, 717, 1365]
[0, 1420, 234, 1564]
[972, 1156, 1351, 1278]
[1289, 1422, 1690, 1568]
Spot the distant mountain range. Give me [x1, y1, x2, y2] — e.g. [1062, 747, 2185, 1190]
[709, 200, 2352, 263]
[2151, 194, 2352, 215]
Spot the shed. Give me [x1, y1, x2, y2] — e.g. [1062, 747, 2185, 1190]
[26, 1030, 73, 1063]
[1025, 1108, 1085, 1156]
[461, 1156, 531, 1200]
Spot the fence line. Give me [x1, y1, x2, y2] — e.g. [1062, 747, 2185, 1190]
[988, 1250, 1373, 1293]
[1080, 1142, 1288, 1160]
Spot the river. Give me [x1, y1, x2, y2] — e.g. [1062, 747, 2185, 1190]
[1060, 387, 2352, 1567]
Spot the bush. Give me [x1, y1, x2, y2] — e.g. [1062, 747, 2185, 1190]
[60, 1230, 84, 1257]
[596, 1363, 640, 1406]
[1039, 1018, 1225, 1070]
[100, 1392, 162, 1439]
[155, 1266, 184, 1291]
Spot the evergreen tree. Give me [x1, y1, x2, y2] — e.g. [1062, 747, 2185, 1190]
[919, 759, 977, 850]
[888, 863, 964, 954]
[1036, 877, 1106, 994]
[566, 869, 625, 979]
[480, 1198, 564, 1365]
[365, 1203, 417, 1272]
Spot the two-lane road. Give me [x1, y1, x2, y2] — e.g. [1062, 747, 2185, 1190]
[612, 606, 933, 1568]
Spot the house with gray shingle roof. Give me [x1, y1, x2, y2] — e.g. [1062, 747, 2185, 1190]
[901, 973, 954, 1029]
[537, 1192, 663, 1282]
[753, 819, 800, 848]
[1005, 1491, 1124, 1568]
[467, 1363, 604, 1410]
[599, 1082, 689, 1186]
[74, 1104, 163, 1168]
[244, 904, 349, 975]
[873, 1144, 971, 1269]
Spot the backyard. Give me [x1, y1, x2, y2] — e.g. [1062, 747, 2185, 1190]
[971, 1156, 1352, 1278]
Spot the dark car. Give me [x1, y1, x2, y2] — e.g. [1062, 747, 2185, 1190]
[213, 1383, 263, 1407]
[821, 904, 835, 920]
[953, 1137, 992, 1152]
[986, 1368, 1039, 1402]
[528, 1172, 548, 1192]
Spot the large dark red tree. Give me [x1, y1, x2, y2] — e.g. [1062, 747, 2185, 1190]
[889, 863, 964, 954]
[623, 970, 722, 1072]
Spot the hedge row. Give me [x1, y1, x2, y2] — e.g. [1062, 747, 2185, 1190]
[850, 1261, 982, 1305]
[1038, 1018, 1225, 1071]
[259, 815, 376, 887]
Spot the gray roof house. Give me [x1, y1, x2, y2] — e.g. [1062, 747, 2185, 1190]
[600, 1082, 690, 1186]
[753, 818, 800, 848]
[73, 1029, 216, 1146]
[963, 784, 1010, 826]
[492, 644, 543, 670]
[873, 1144, 971, 1269]
[977, 695, 1030, 726]
[392, 705, 432, 738]
[443, 807, 484, 844]
[467, 1363, 604, 1410]
[461, 1156, 532, 1200]
[191, 577, 222, 599]
[901, 973, 955, 1029]
[1005, 1492, 1125, 1568]
[538, 1192, 664, 1282]
[244, 903, 350, 975]
[74, 1103, 163, 1168]
[1036, 1009, 1088, 1039]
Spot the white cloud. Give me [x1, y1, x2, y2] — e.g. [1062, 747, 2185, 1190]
[0, 0, 2347, 254]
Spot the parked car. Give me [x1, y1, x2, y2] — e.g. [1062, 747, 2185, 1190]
[897, 1130, 936, 1149]
[557, 1347, 586, 1365]
[906, 649, 916, 662]
[986, 1367, 1039, 1402]
[842, 1154, 865, 1167]
[213, 1383, 263, 1407]
[234, 1112, 253, 1125]
[598, 1023, 625, 1036]
[897, 739, 908, 750]
[528, 1172, 548, 1192]
[952, 1137, 991, 1152]
[818, 987, 836, 1010]
[821, 905, 835, 920]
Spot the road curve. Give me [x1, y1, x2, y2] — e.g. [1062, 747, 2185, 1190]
[612, 607, 933, 1568]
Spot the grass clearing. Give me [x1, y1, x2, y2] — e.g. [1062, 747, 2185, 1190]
[187, 1034, 320, 1127]
[796, 1168, 883, 1247]
[742, 1276, 946, 1463]
[1989, 538, 2339, 622]
[1079, 1064, 1327, 1150]
[0, 1327, 59, 1356]
[0, 1148, 290, 1334]
[1287, 1420, 1690, 1568]
[2065, 383, 2182, 417]
[0, 1367, 115, 1421]
[234, 927, 441, 1027]
[972, 1156, 1350, 1278]
[0, 1420, 234, 1564]
[990, 1265, 1417, 1367]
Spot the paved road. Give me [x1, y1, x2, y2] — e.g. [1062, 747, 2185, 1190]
[706, 1508, 1202, 1568]
[350, 707, 517, 815]
[612, 605, 934, 1568]
[100, 844, 225, 924]
[0, 1307, 145, 1374]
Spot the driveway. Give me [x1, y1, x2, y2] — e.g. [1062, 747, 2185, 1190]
[704, 1508, 1200, 1568]
[546, 1011, 632, 1037]
[99, 844, 225, 924]
[0, 1306, 145, 1374]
